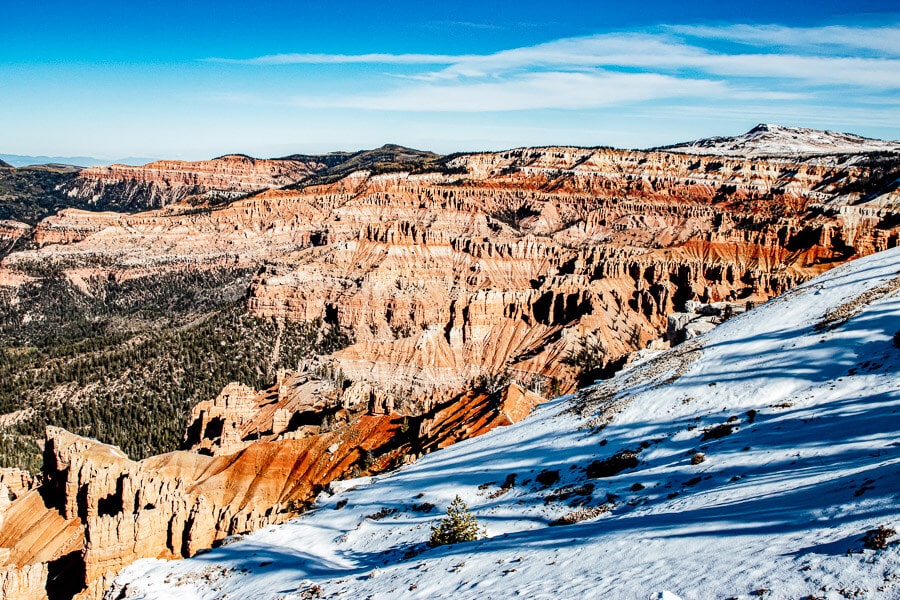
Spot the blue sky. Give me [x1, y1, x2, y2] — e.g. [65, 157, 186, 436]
[1, 0, 898, 160]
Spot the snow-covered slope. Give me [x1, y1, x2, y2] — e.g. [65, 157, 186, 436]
[111, 247, 900, 600]
[661, 124, 900, 158]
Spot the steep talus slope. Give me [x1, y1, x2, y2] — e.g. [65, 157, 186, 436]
[0, 489, 84, 600]
[111, 245, 900, 600]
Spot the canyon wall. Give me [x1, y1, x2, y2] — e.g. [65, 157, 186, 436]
[4, 145, 898, 402]
[62, 155, 326, 210]
[0, 132, 898, 598]
[0, 380, 540, 599]
[244, 148, 899, 400]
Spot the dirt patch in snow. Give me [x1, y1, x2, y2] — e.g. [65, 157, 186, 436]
[815, 273, 900, 331]
[549, 502, 615, 526]
[571, 338, 704, 428]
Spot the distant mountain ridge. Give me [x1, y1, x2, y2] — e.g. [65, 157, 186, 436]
[0, 153, 159, 168]
[660, 123, 900, 157]
[6, 125, 899, 170]
[0, 144, 441, 171]
[4, 126, 899, 224]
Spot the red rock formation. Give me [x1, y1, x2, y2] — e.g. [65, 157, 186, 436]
[0, 137, 898, 598]
[0, 468, 35, 500]
[242, 150, 898, 399]
[32, 209, 124, 246]
[0, 378, 539, 599]
[4, 146, 899, 403]
[417, 384, 543, 453]
[64, 154, 326, 209]
[0, 485, 84, 600]
[184, 377, 343, 456]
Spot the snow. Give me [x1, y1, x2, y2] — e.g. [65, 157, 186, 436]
[111, 247, 900, 600]
[661, 123, 900, 158]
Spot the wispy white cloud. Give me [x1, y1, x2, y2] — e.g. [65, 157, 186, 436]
[692, 54, 900, 88]
[205, 53, 468, 65]
[668, 24, 900, 57]
[203, 23, 900, 113]
[408, 31, 900, 88]
[300, 72, 727, 112]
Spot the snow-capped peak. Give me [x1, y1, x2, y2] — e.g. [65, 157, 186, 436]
[661, 123, 900, 158]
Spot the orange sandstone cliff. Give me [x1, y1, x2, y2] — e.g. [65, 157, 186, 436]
[0, 382, 541, 599]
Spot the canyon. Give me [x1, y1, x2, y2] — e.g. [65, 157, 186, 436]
[107, 244, 900, 600]
[0, 125, 898, 598]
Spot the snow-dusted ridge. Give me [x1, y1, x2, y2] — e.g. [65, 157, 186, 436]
[660, 123, 900, 158]
[111, 247, 900, 600]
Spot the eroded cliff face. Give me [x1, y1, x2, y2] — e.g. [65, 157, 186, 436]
[243, 149, 899, 401]
[0, 137, 898, 599]
[4, 147, 899, 402]
[62, 155, 326, 210]
[0, 380, 541, 599]
[0, 221, 31, 251]
[0, 482, 84, 600]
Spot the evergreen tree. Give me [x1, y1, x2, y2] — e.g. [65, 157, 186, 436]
[429, 495, 484, 546]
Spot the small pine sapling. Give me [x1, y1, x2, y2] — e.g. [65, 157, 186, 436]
[429, 495, 485, 546]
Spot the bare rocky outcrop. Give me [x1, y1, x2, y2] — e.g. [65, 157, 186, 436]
[0, 220, 31, 251]
[0, 483, 84, 600]
[184, 377, 345, 456]
[0, 468, 36, 501]
[243, 148, 899, 398]
[32, 209, 124, 247]
[0, 378, 540, 599]
[666, 300, 749, 344]
[417, 384, 543, 454]
[0, 563, 49, 600]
